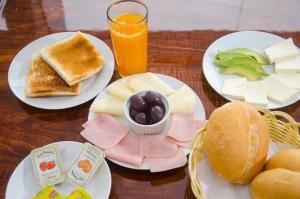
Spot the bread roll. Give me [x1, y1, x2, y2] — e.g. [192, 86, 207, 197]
[204, 101, 269, 184]
[265, 149, 300, 172]
[251, 168, 300, 199]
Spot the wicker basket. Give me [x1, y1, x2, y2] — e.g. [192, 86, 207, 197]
[188, 108, 300, 199]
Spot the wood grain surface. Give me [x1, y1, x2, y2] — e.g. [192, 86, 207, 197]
[0, 0, 299, 198]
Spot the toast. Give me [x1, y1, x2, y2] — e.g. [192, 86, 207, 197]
[40, 32, 104, 86]
[25, 53, 80, 97]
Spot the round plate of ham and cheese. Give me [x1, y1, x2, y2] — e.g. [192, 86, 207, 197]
[5, 141, 111, 199]
[82, 72, 206, 171]
[203, 31, 300, 109]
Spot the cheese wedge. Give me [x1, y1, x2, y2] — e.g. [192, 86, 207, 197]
[90, 95, 124, 116]
[272, 73, 300, 90]
[275, 56, 300, 73]
[106, 79, 134, 100]
[264, 38, 299, 63]
[263, 76, 299, 104]
[126, 73, 174, 96]
[221, 78, 247, 99]
[242, 81, 268, 107]
[167, 85, 196, 113]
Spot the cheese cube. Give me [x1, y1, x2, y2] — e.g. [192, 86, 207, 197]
[221, 78, 247, 99]
[263, 76, 299, 104]
[242, 81, 268, 107]
[272, 73, 300, 90]
[275, 56, 300, 73]
[167, 85, 196, 113]
[264, 38, 299, 63]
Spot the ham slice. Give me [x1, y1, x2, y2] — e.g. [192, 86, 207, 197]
[140, 134, 178, 158]
[165, 138, 191, 148]
[81, 113, 128, 149]
[166, 113, 207, 143]
[105, 134, 144, 167]
[145, 149, 187, 172]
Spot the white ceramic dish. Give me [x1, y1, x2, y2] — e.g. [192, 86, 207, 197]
[124, 90, 170, 135]
[5, 141, 111, 199]
[203, 31, 299, 109]
[196, 141, 296, 199]
[8, 32, 114, 110]
[88, 73, 206, 170]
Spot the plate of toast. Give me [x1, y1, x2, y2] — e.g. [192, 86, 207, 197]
[8, 31, 114, 109]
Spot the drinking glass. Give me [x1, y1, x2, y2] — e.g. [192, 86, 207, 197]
[107, 0, 148, 77]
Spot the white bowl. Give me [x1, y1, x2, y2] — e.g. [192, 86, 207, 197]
[124, 90, 170, 135]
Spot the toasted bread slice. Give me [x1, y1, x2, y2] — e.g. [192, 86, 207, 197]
[40, 32, 104, 86]
[25, 53, 80, 97]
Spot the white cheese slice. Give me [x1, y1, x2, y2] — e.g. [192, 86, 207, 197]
[264, 38, 299, 63]
[126, 72, 174, 96]
[263, 76, 299, 104]
[221, 78, 247, 99]
[167, 85, 196, 113]
[106, 79, 134, 100]
[271, 73, 300, 90]
[275, 55, 300, 73]
[242, 81, 268, 107]
[90, 95, 124, 116]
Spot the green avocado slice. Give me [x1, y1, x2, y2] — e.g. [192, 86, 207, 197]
[214, 56, 268, 76]
[220, 65, 262, 81]
[221, 48, 270, 65]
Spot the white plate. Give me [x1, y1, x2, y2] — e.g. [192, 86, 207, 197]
[5, 141, 111, 199]
[87, 73, 206, 170]
[8, 32, 114, 110]
[196, 141, 296, 199]
[203, 31, 299, 109]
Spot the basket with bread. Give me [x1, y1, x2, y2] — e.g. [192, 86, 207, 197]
[25, 32, 104, 97]
[189, 101, 300, 199]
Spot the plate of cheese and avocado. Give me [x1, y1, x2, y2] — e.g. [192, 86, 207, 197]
[203, 31, 300, 109]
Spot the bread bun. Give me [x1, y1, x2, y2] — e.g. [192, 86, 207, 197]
[204, 101, 269, 184]
[265, 149, 300, 172]
[251, 168, 300, 199]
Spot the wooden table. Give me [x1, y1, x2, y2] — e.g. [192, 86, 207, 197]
[0, 0, 299, 198]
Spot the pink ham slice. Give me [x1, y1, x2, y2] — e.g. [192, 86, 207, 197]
[81, 113, 128, 149]
[105, 134, 144, 167]
[145, 149, 187, 172]
[165, 138, 191, 148]
[166, 113, 207, 143]
[140, 134, 178, 158]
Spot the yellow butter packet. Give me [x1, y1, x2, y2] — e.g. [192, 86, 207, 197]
[31, 186, 64, 199]
[66, 187, 92, 199]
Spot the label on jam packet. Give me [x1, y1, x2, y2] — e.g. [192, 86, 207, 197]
[31, 186, 64, 199]
[30, 144, 64, 187]
[67, 142, 104, 186]
[65, 187, 92, 199]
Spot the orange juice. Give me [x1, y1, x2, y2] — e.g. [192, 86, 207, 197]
[109, 13, 148, 77]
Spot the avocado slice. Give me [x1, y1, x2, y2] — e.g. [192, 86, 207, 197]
[220, 65, 262, 81]
[223, 48, 270, 65]
[215, 52, 247, 60]
[214, 56, 268, 76]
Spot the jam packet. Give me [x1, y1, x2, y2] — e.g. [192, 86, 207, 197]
[30, 144, 64, 187]
[31, 186, 64, 199]
[67, 142, 104, 186]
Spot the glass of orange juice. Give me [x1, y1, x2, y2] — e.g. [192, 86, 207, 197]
[107, 0, 148, 77]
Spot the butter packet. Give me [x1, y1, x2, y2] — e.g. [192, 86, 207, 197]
[30, 144, 65, 187]
[67, 142, 104, 186]
[31, 186, 64, 199]
[66, 187, 92, 199]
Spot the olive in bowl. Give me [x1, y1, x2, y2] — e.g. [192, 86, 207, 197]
[124, 90, 170, 135]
